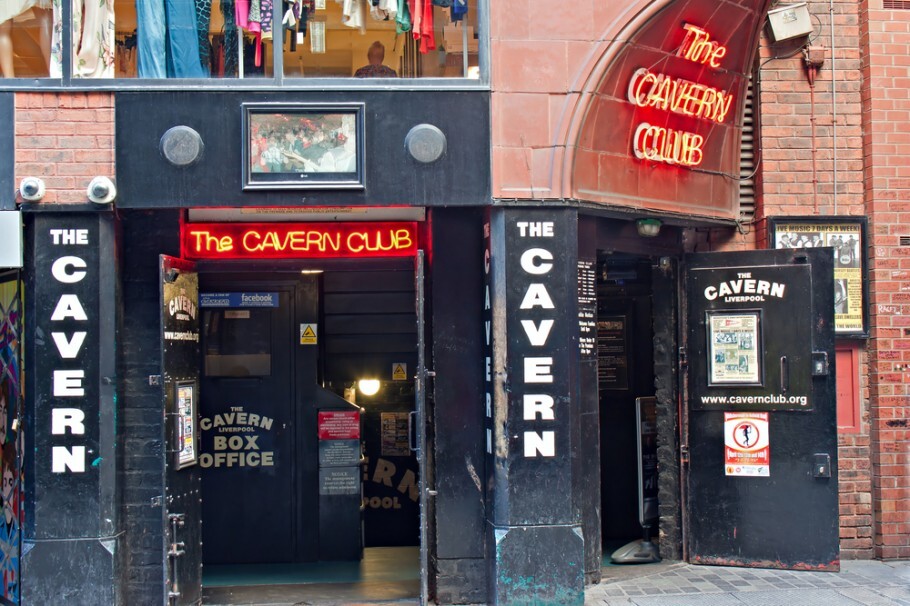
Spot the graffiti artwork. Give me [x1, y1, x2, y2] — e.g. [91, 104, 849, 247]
[0, 278, 21, 604]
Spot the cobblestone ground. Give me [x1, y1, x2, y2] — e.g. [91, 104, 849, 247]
[585, 560, 910, 606]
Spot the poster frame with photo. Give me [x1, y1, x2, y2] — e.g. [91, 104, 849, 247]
[242, 102, 365, 190]
[174, 380, 198, 470]
[767, 216, 869, 338]
[706, 310, 763, 387]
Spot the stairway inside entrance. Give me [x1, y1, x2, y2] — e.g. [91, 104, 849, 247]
[202, 546, 420, 605]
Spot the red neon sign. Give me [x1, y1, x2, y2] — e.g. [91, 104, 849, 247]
[627, 23, 730, 169]
[183, 222, 418, 259]
[633, 123, 704, 167]
[677, 24, 727, 68]
[627, 68, 733, 124]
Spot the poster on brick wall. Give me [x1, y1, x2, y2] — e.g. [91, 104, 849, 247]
[768, 217, 868, 338]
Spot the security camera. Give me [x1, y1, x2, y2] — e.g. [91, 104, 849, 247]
[18, 177, 45, 202]
[87, 176, 116, 204]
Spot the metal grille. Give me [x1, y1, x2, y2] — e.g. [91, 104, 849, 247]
[900, 236, 910, 246]
[884, 0, 910, 9]
[0, 275, 22, 605]
[739, 76, 757, 222]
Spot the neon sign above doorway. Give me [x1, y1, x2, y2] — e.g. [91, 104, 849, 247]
[183, 222, 418, 259]
[628, 24, 735, 169]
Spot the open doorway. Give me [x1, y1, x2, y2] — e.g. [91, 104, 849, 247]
[597, 254, 658, 565]
[194, 263, 425, 604]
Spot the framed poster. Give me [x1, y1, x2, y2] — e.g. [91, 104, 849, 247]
[768, 216, 869, 337]
[242, 103, 365, 190]
[175, 381, 198, 469]
[597, 315, 630, 390]
[707, 311, 762, 386]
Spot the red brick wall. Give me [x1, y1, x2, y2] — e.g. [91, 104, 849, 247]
[860, 0, 910, 560]
[14, 92, 115, 204]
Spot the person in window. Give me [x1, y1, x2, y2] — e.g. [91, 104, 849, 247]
[354, 41, 397, 78]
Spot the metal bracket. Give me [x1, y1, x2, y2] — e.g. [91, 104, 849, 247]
[150, 495, 164, 507]
[148, 375, 162, 386]
[168, 542, 186, 557]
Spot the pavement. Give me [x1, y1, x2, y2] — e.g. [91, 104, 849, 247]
[203, 556, 910, 605]
[585, 559, 910, 606]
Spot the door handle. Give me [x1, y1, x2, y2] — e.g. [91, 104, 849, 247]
[408, 410, 418, 452]
[780, 356, 789, 393]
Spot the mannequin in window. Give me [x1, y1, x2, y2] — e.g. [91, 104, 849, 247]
[354, 41, 397, 78]
[0, 2, 53, 78]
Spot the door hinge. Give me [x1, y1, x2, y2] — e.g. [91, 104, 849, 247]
[680, 444, 690, 465]
[679, 347, 688, 368]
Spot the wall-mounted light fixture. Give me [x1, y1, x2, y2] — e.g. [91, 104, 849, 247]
[636, 218, 662, 238]
[767, 3, 813, 42]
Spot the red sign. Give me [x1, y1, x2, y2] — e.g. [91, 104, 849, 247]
[183, 222, 418, 260]
[318, 410, 361, 440]
[627, 23, 735, 169]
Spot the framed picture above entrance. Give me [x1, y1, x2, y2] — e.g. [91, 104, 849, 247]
[242, 103, 365, 190]
[768, 216, 869, 338]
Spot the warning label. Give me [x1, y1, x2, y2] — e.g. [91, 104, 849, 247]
[392, 363, 408, 381]
[300, 323, 317, 345]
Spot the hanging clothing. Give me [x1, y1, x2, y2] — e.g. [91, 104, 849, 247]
[136, 0, 207, 78]
[194, 0, 214, 73]
[164, 0, 207, 76]
[73, 0, 115, 77]
[49, 0, 62, 76]
[407, 0, 433, 54]
[341, 0, 366, 34]
[221, 0, 238, 77]
[235, 0, 252, 29]
[136, 0, 166, 77]
[0, 0, 41, 24]
[260, 0, 274, 39]
[395, 0, 410, 33]
[370, 0, 396, 21]
[451, 0, 466, 22]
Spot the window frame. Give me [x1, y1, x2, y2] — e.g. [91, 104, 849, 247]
[0, 0, 490, 90]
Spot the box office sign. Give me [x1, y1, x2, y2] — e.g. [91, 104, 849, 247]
[768, 216, 868, 337]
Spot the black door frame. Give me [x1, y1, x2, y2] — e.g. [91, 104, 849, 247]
[180, 255, 431, 595]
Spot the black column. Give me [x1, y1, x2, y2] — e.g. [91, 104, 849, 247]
[22, 209, 123, 604]
[0, 94, 12, 210]
[576, 215, 601, 582]
[484, 207, 584, 605]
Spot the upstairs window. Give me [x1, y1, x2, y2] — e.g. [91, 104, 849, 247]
[0, 0, 480, 81]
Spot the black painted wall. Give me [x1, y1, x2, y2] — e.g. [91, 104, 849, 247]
[22, 208, 123, 605]
[114, 91, 490, 209]
[1, 93, 12, 210]
[576, 215, 601, 582]
[428, 208, 487, 603]
[652, 258, 683, 560]
[120, 209, 182, 605]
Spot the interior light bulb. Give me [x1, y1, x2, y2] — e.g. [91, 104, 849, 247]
[358, 379, 381, 396]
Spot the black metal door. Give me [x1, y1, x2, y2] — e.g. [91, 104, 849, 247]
[414, 251, 431, 605]
[683, 248, 839, 570]
[160, 256, 203, 605]
[199, 286, 295, 564]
